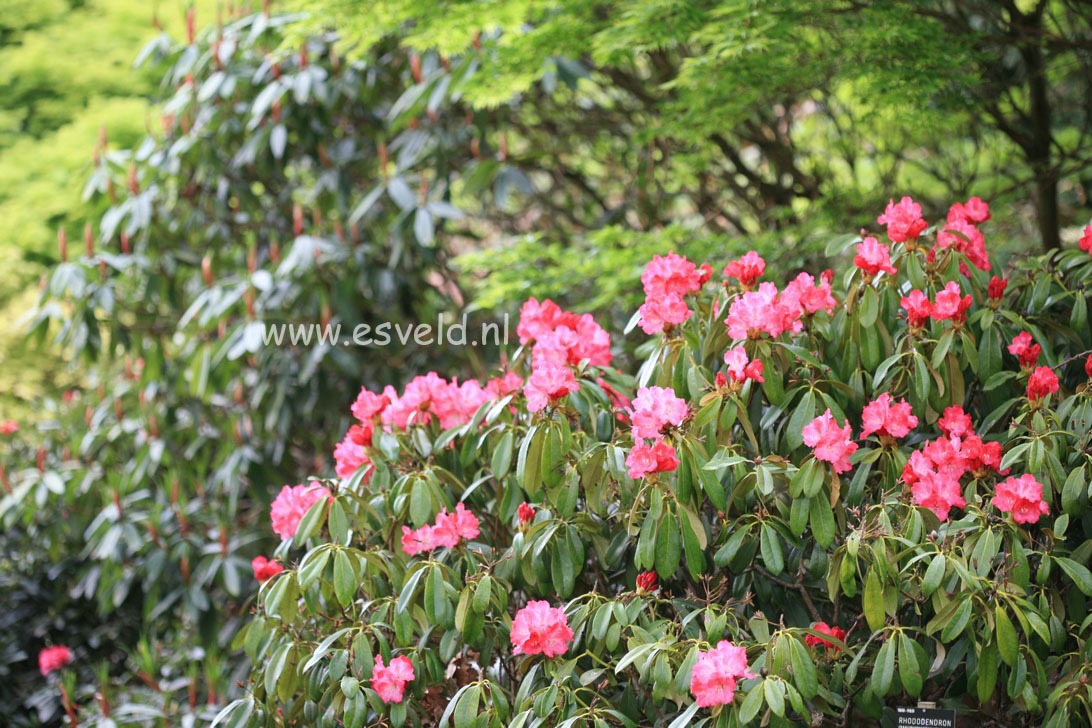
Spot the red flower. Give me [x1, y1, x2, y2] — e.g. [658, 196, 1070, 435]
[626, 439, 680, 479]
[1080, 224, 1092, 253]
[937, 405, 974, 438]
[723, 347, 764, 383]
[517, 502, 536, 525]
[636, 570, 658, 593]
[987, 276, 1007, 301]
[38, 646, 72, 676]
[804, 622, 846, 651]
[1007, 332, 1041, 368]
[723, 250, 766, 288]
[1027, 366, 1059, 401]
[853, 236, 897, 275]
[251, 556, 284, 582]
[931, 281, 972, 322]
[0, 420, 17, 435]
[900, 290, 932, 328]
[877, 196, 927, 243]
[1085, 354, 1092, 379]
[860, 393, 917, 440]
[994, 474, 1049, 524]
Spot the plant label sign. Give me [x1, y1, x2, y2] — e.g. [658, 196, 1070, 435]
[896, 706, 956, 727]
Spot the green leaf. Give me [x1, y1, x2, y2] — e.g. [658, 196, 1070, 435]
[738, 681, 765, 723]
[863, 566, 885, 632]
[328, 499, 350, 545]
[472, 575, 491, 613]
[1053, 557, 1092, 596]
[788, 636, 818, 698]
[940, 598, 973, 642]
[922, 553, 946, 597]
[786, 389, 815, 451]
[655, 514, 682, 580]
[898, 632, 922, 697]
[977, 643, 1000, 703]
[996, 606, 1018, 667]
[491, 431, 514, 479]
[759, 523, 784, 575]
[871, 638, 895, 697]
[294, 497, 327, 543]
[334, 549, 355, 608]
[809, 495, 835, 548]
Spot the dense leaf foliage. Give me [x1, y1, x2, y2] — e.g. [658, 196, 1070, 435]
[225, 205, 1092, 727]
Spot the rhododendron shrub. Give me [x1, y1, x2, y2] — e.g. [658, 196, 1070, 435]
[222, 201, 1092, 728]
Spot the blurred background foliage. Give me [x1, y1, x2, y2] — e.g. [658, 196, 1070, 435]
[0, 0, 1090, 725]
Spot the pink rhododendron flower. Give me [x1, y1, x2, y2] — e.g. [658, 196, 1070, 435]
[371, 655, 414, 703]
[698, 263, 713, 285]
[948, 197, 991, 225]
[921, 436, 968, 480]
[525, 363, 579, 412]
[517, 298, 568, 344]
[877, 196, 927, 243]
[854, 236, 897, 275]
[1079, 224, 1092, 253]
[937, 405, 973, 439]
[1027, 366, 1059, 401]
[987, 276, 1007, 301]
[630, 386, 688, 440]
[993, 474, 1049, 524]
[960, 435, 1007, 476]
[802, 409, 857, 473]
[432, 503, 480, 547]
[723, 347, 764, 383]
[401, 524, 439, 556]
[931, 281, 972, 322]
[1086, 354, 1092, 378]
[350, 388, 390, 423]
[270, 483, 331, 541]
[724, 282, 802, 340]
[380, 372, 488, 430]
[723, 250, 766, 288]
[935, 218, 989, 271]
[485, 372, 524, 399]
[859, 393, 917, 439]
[638, 293, 691, 334]
[517, 298, 612, 368]
[625, 439, 680, 479]
[911, 471, 966, 521]
[1007, 332, 1041, 368]
[334, 423, 373, 479]
[252, 556, 283, 582]
[0, 420, 17, 435]
[805, 622, 846, 651]
[641, 252, 704, 298]
[782, 272, 836, 316]
[517, 502, 536, 525]
[689, 641, 755, 707]
[510, 601, 573, 657]
[900, 290, 932, 328]
[38, 646, 72, 676]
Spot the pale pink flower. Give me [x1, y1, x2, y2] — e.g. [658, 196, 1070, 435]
[638, 293, 691, 334]
[690, 641, 755, 707]
[993, 474, 1049, 524]
[371, 655, 414, 703]
[525, 363, 579, 412]
[630, 386, 688, 440]
[270, 483, 331, 541]
[854, 236, 897, 275]
[510, 601, 573, 657]
[859, 393, 917, 439]
[802, 409, 857, 473]
[724, 282, 802, 340]
[350, 388, 390, 423]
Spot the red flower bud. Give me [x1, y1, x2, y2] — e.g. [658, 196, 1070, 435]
[517, 502, 535, 525]
[636, 571, 658, 593]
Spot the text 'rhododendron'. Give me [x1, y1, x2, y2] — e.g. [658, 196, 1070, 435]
[270, 483, 331, 540]
[994, 474, 1050, 524]
[630, 386, 688, 439]
[510, 601, 573, 657]
[371, 655, 414, 703]
[802, 409, 857, 473]
[251, 556, 283, 582]
[690, 641, 755, 707]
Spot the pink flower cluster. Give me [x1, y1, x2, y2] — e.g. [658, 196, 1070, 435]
[930, 198, 991, 271]
[723, 270, 835, 341]
[723, 250, 765, 288]
[1081, 224, 1092, 253]
[860, 393, 917, 440]
[689, 641, 755, 707]
[252, 556, 283, 582]
[1027, 365, 1059, 402]
[625, 439, 680, 479]
[723, 347, 764, 384]
[270, 483, 332, 540]
[38, 646, 72, 676]
[525, 363, 579, 412]
[626, 386, 687, 479]
[802, 409, 857, 473]
[510, 600, 573, 657]
[993, 474, 1050, 524]
[900, 281, 971, 328]
[518, 297, 612, 368]
[371, 655, 414, 703]
[401, 502, 480, 555]
[637, 252, 710, 334]
[854, 237, 897, 276]
[902, 406, 1007, 521]
[0, 420, 17, 435]
[877, 196, 928, 243]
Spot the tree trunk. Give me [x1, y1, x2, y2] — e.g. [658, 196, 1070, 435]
[1022, 5, 1061, 250]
